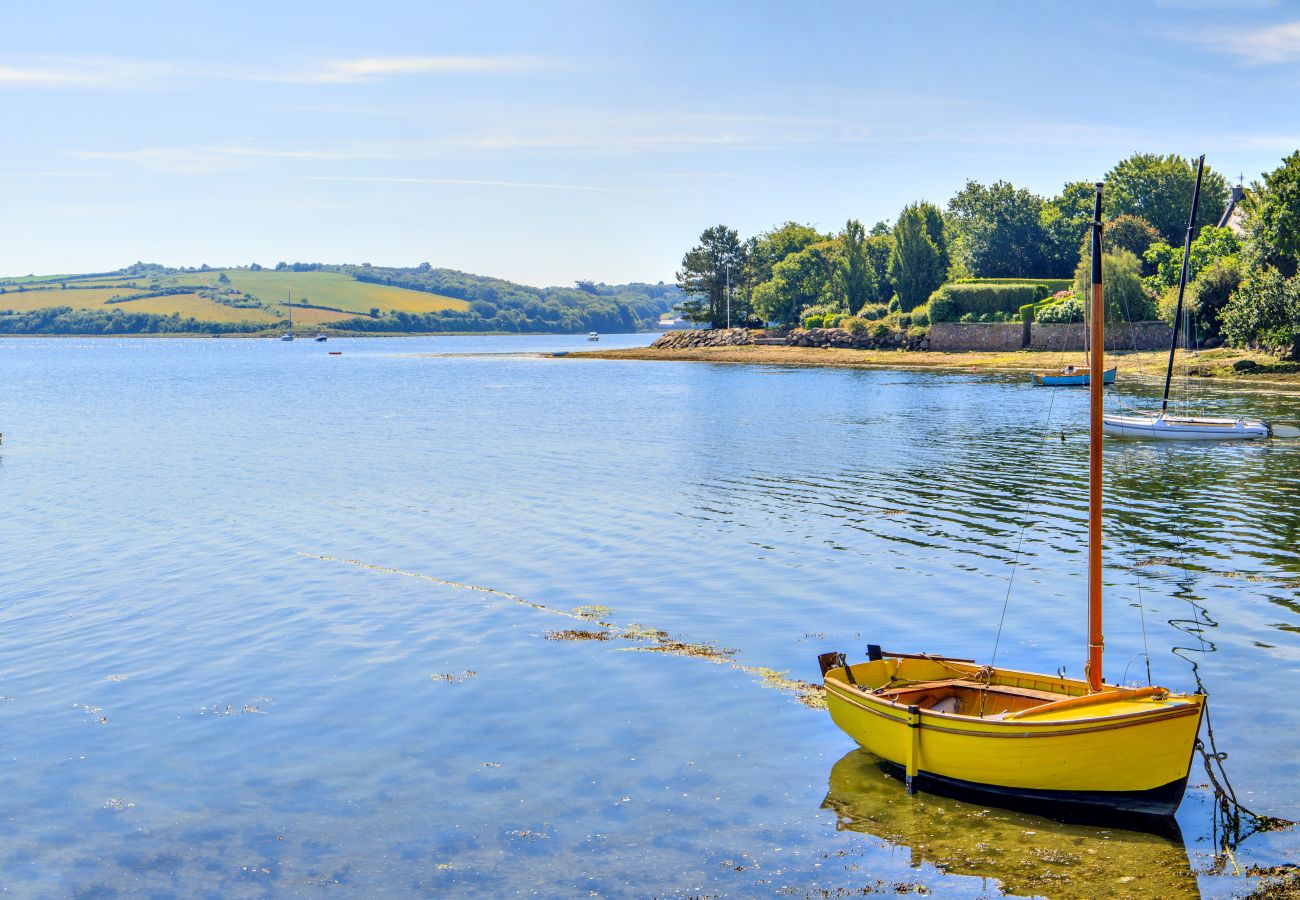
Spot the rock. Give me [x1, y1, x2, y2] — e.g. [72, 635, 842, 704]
[1233, 359, 1258, 371]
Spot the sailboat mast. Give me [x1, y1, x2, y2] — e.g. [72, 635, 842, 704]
[1087, 183, 1105, 692]
[1161, 155, 1205, 415]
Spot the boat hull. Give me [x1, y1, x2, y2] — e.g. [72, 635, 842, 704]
[824, 658, 1204, 820]
[1103, 413, 1269, 441]
[1031, 367, 1116, 386]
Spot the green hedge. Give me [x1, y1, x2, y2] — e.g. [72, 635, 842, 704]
[928, 283, 1051, 322]
[954, 277, 1072, 293]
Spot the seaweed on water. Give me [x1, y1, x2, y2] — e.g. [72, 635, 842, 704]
[305, 553, 828, 709]
[544, 629, 611, 641]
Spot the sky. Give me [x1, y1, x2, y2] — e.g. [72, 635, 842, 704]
[2, 0, 1299, 286]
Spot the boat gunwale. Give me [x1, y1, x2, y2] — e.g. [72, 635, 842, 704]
[825, 676, 1202, 734]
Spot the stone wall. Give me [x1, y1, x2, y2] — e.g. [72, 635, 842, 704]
[928, 322, 1026, 352]
[651, 328, 756, 349]
[1030, 321, 1175, 351]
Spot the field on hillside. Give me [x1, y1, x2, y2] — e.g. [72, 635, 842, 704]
[122, 293, 280, 323]
[0, 267, 469, 327]
[206, 270, 468, 315]
[0, 287, 142, 311]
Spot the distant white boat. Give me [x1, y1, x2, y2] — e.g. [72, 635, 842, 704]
[281, 291, 295, 341]
[314, 332, 327, 342]
[587, 332, 599, 341]
[1103, 413, 1270, 441]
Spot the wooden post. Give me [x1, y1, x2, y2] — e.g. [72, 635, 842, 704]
[1087, 183, 1105, 693]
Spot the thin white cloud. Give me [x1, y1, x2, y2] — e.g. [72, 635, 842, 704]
[300, 175, 663, 194]
[246, 55, 556, 84]
[0, 54, 557, 90]
[0, 58, 176, 89]
[1171, 19, 1300, 63]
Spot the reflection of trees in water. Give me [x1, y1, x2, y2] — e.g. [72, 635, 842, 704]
[822, 749, 1198, 899]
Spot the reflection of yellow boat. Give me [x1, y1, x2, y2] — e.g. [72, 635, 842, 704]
[823, 749, 1199, 899]
[821, 185, 1205, 823]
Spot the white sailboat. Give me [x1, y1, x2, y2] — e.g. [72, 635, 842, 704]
[1102, 156, 1283, 441]
[280, 292, 295, 341]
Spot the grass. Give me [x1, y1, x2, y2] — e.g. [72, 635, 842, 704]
[210, 270, 468, 315]
[0, 287, 146, 311]
[123, 293, 279, 323]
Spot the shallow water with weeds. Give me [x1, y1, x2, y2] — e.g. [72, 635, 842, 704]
[1, 335, 1298, 897]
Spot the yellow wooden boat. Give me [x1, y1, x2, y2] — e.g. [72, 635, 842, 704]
[820, 183, 1205, 822]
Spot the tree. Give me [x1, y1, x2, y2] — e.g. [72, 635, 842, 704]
[889, 204, 945, 311]
[1143, 225, 1241, 293]
[1072, 248, 1156, 322]
[676, 225, 747, 328]
[751, 240, 840, 325]
[864, 233, 895, 303]
[1103, 153, 1229, 245]
[836, 220, 877, 314]
[947, 180, 1049, 278]
[1105, 215, 1162, 268]
[1242, 150, 1300, 278]
[747, 222, 824, 287]
[1221, 268, 1300, 357]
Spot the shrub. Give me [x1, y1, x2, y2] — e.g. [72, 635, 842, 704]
[929, 294, 959, 322]
[859, 303, 889, 320]
[954, 277, 1072, 293]
[927, 283, 1049, 322]
[870, 321, 892, 340]
[1187, 256, 1243, 342]
[1221, 269, 1300, 357]
[1037, 297, 1085, 323]
[825, 313, 845, 328]
[1072, 248, 1158, 321]
[910, 308, 930, 327]
[842, 316, 869, 335]
[803, 313, 825, 328]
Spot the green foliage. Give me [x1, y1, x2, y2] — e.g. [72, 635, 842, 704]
[1143, 226, 1241, 292]
[1243, 150, 1300, 278]
[889, 204, 946, 311]
[677, 225, 747, 328]
[926, 283, 1048, 322]
[909, 306, 930, 327]
[1157, 255, 1242, 342]
[1105, 215, 1162, 266]
[863, 234, 895, 304]
[953, 277, 1072, 290]
[858, 302, 889, 320]
[1036, 297, 1084, 323]
[1103, 153, 1230, 244]
[1072, 248, 1157, 321]
[755, 241, 842, 325]
[947, 179, 1054, 278]
[842, 315, 869, 335]
[0, 306, 265, 335]
[837, 219, 879, 314]
[1221, 268, 1300, 356]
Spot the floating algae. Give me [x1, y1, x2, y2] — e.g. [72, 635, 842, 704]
[305, 553, 826, 709]
[544, 629, 611, 641]
[431, 670, 477, 683]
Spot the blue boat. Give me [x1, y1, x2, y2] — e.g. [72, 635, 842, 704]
[1030, 366, 1116, 386]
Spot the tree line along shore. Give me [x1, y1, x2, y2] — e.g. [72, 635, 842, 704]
[670, 151, 1300, 364]
[0, 263, 683, 336]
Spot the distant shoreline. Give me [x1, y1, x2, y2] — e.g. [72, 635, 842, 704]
[568, 344, 1300, 386]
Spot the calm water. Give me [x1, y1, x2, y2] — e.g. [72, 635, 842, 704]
[2, 335, 1298, 898]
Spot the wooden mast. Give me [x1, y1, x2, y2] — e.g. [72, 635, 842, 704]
[1087, 183, 1105, 692]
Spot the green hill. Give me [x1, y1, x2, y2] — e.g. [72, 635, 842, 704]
[0, 263, 681, 335]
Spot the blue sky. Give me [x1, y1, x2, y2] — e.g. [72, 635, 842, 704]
[2, 0, 1298, 285]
